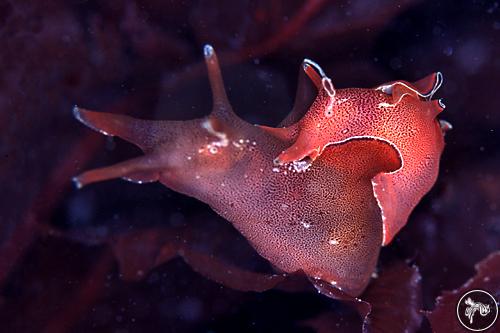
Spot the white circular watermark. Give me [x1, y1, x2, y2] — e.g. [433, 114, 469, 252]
[456, 289, 498, 331]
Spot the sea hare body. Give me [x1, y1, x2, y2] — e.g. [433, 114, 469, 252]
[268, 66, 450, 245]
[73, 45, 445, 296]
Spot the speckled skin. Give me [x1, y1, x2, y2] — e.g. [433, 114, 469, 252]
[73, 109, 401, 297]
[73, 46, 401, 296]
[275, 74, 448, 245]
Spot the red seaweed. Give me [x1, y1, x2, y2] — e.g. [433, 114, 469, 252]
[426, 251, 500, 333]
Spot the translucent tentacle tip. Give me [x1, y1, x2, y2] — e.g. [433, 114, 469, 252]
[204, 44, 214, 58]
[303, 58, 326, 78]
[72, 105, 81, 120]
[71, 104, 112, 136]
[72, 176, 83, 189]
[438, 98, 446, 109]
[439, 119, 453, 132]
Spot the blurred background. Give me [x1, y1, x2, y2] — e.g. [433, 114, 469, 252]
[0, 0, 498, 332]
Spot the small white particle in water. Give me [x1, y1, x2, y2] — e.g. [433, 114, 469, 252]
[329, 239, 339, 245]
[443, 46, 453, 56]
[330, 280, 337, 286]
[186, 156, 192, 160]
[195, 175, 201, 179]
[272, 167, 280, 173]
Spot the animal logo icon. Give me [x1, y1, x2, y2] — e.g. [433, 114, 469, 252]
[464, 297, 491, 324]
[457, 289, 498, 331]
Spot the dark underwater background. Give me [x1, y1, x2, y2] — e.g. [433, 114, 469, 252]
[0, 1, 498, 332]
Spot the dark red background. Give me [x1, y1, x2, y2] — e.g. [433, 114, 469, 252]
[0, 1, 498, 332]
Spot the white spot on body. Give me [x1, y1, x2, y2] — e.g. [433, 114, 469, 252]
[377, 102, 393, 108]
[291, 159, 312, 173]
[300, 220, 311, 229]
[201, 118, 229, 155]
[336, 98, 349, 105]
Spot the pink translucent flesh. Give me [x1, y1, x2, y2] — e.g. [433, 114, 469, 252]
[73, 46, 405, 295]
[75, 46, 440, 296]
[275, 72, 447, 245]
[74, 103, 400, 296]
